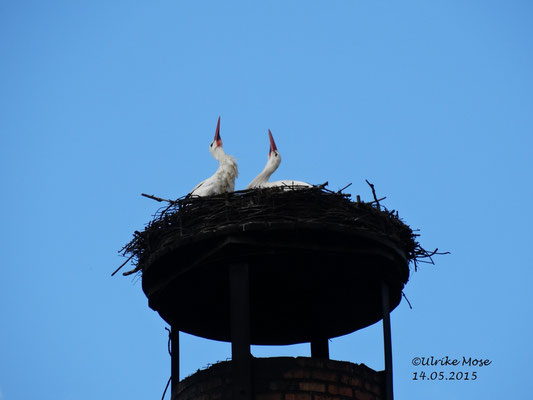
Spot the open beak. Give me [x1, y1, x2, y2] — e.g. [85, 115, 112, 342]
[214, 116, 222, 146]
[268, 129, 277, 154]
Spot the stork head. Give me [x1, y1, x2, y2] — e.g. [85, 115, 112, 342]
[209, 116, 224, 158]
[267, 129, 282, 168]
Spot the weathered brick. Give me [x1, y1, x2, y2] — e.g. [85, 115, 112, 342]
[339, 375, 361, 387]
[364, 382, 382, 396]
[297, 357, 325, 369]
[353, 390, 374, 400]
[299, 382, 326, 393]
[326, 360, 352, 374]
[285, 393, 312, 400]
[257, 393, 283, 400]
[174, 358, 384, 400]
[327, 384, 352, 397]
[341, 387, 353, 398]
[284, 369, 312, 379]
[366, 371, 383, 385]
[311, 370, 338, 382]
[269, 381, 290, 391]
[314, 394, 341, 400]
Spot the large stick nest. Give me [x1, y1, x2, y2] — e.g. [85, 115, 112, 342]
[118, 185, 442, 277]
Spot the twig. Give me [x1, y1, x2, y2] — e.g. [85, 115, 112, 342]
[142, 193, 176, 203]
[402, 291, 413, 309]
[369, 196, 386, 205]
[165, 327, 171, 356]
[159, 202, 177, 219]
[143, 192, 183, 219]
[338, 182, 352, 193]
[161, 376, 171, 400]
[365, 179, 381, 210]
[111, 254, 134, 277]
[427, 247, 451, 257]
[123, 265, 142, 276]
[420, 247, 450, 265]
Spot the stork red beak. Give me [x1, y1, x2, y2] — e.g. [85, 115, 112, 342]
[268, 129, 277, 154]
[214, 116, 222, 147]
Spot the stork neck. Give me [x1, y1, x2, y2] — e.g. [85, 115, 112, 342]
[258, 161, 277, 182]
[213, 146, 227, 162]
[247, 158, 278, 188]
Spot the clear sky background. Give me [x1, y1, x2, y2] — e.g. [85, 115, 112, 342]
[1, 1, 532, 399]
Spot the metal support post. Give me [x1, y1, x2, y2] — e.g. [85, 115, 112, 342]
[170, 328, 180, 398]
[230, 263, 252, 400]
[310, 337, 329, 359]
[381, 281, 394, 400]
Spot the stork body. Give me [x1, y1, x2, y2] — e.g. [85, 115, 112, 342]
[247, 130, 312, 189]
[189, 117, 238, 197]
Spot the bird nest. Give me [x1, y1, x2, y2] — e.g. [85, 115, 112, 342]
[117, 184, 442, 277]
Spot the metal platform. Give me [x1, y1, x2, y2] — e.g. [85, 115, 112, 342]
[141, 220, 409, 345]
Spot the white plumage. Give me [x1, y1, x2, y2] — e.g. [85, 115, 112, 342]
[247, 129, 312, 189]
[189, 117, 239, 197]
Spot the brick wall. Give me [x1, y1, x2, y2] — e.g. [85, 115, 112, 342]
[174, 357, 384, 400]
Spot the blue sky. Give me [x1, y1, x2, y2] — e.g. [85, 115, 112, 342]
[1, 1, 532, 399]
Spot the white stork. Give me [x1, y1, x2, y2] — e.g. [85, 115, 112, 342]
[247, 129, 312, 189]
[189, 117, 238, 196]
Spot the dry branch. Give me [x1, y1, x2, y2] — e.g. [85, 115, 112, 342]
[111, 254, 134, 277]
[338, 183, 352, 193]
[365, 179, 381, 210]
[142, 193, 176, 203]
[116, 183, 446, 277]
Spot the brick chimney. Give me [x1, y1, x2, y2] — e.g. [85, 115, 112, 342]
[175, 358, 384, 400]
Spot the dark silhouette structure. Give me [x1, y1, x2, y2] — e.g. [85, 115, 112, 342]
[126, 187, 416, 400]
